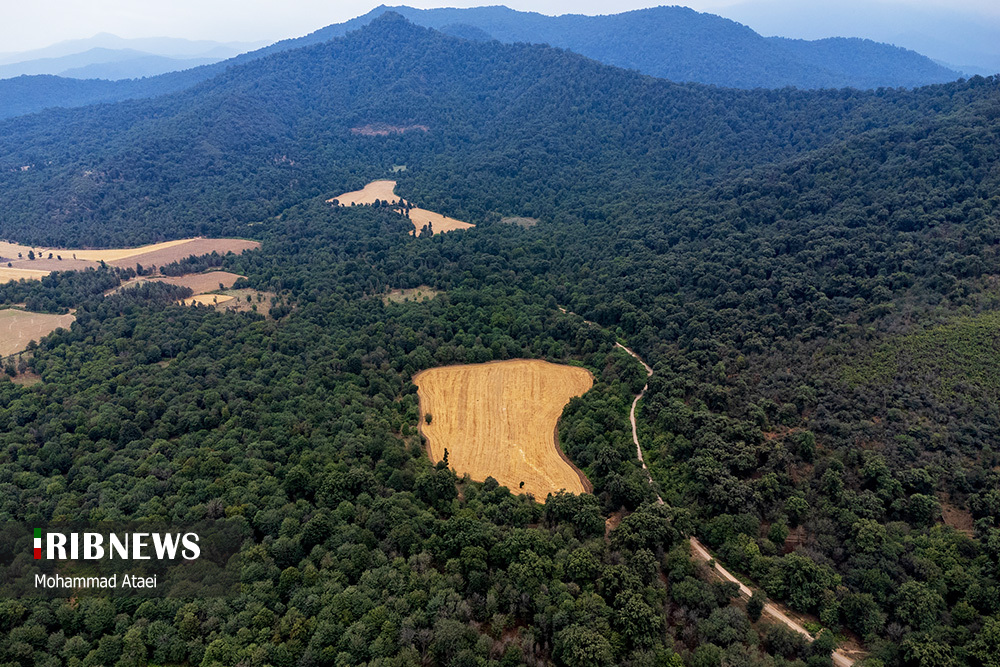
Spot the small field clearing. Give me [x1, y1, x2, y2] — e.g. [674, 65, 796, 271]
[384, 286, 440, 304]
[329, 180, 474, 235]
[414, 359, 593, 500]
[0, 309, 76, 356]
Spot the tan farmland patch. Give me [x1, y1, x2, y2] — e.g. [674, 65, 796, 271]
[0, 309, 76, 356]
[0, 267, 49, 282]
[408, 208, 474, 235]
[7, 258, 102, 273]
[181, 294, 237, 307]
[329, 180, 474, 235]
[414, 359, 594, 500]
[65, 239, 194, 262]
[384, 286, 441, 304]
[159, 271, 243, 293]
[213, 288, 276, 315]
[10, 372, 43, 387]
[328, 180, 402, 206]
[0, 238, 259, 284]
[106, 238, 259, 268]
[179, 288, 275, 315]
[118, 271, 244, 296]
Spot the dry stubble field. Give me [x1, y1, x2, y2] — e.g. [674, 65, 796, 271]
[329, 180, 474, 235]
[414, 359, 594, 500]
[0, 309, 76, 356]
[0, 238, 260, 284]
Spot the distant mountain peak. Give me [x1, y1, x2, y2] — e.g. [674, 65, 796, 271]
[0, 4, 963, 120]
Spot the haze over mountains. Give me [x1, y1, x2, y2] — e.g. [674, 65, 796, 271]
[329, 5, 959, 89]
[0, 4, 964, 121]
[724, 0, 1000, 76]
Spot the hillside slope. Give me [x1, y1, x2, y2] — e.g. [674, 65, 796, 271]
[0, 15, 979, 247]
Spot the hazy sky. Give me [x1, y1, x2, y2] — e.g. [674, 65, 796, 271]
[1, 0, 998, 53]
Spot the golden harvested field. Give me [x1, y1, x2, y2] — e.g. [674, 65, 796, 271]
[8, 258, 101, 273]
[117, 271, 244, 296]
[408, 208, 475, 235]
[0, 309, 76, 356]
[328, 180, 402, 206]
[0, 238, 260, 284]
[160, 271, 243, 293]
[414, 359, 594, 500]
[0, 267, 49, 283]
[181, 294, 237, 307]
[65, 239, 194, 262]
[329, 180, 474, 235]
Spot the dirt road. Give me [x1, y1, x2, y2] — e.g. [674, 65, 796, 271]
[615, 342, 662, 504]
[612, 339, 856, 667]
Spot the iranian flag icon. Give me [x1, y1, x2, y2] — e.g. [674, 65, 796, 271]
[33, 528, 41, 559]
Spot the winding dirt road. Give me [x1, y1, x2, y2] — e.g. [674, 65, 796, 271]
[613, 340, 856, 667]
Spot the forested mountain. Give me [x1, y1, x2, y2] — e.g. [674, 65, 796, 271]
[1, 12, 999, 667]
[0, 15, 981, 247]
[337, 5, 960, 88]
[0, 4, 960, 120]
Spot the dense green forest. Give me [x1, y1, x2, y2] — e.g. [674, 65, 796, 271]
[1, 13, 999, 667]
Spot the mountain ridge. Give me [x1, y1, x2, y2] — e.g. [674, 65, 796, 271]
[0, 5, 961, 120]
[0, 13, 990, 248]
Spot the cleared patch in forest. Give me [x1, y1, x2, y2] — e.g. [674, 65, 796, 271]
[116, 271, 244, 296]
[940, 497, 974, 536]
[180, 288, 276, 316]
[407, 208, 474, 235]
[351, 123, 429, 136]
[329, 180, 474, 235]
[0, 238, 260, 284]
[10, 372, 42, 387]
[500, 216, 539, 228]
[414, 359, 594, 500]
[384, 286, 440, 304]
[181, 294, 237, 307]
[327, 180, 402, 206]
[0, 309, 76, 356]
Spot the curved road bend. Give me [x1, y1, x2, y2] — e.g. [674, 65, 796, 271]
[613, 341, 855, 667]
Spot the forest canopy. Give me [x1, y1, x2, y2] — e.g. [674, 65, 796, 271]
[0, 14, 998, 667]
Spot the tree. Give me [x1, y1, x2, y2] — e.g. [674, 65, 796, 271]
[747, 591, 765, 622]
[969, 617, 1000, 667]
[554, 624, 614, 667]
[894, 581, 945, 632]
